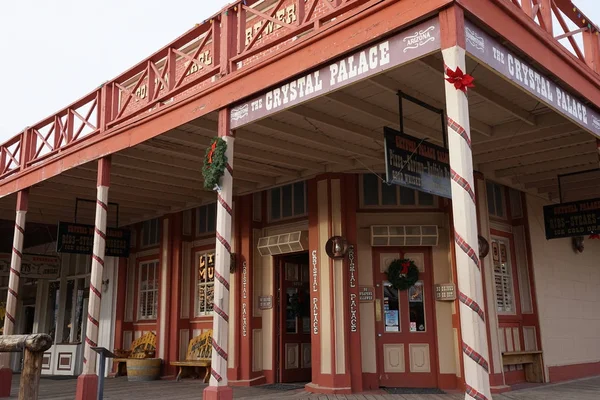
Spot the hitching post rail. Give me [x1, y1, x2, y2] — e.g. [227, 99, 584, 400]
[0, 334, 53, 400]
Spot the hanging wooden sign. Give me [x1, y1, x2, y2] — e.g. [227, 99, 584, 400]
[56, 222, 130, 257]
[543, 198, 600, 239]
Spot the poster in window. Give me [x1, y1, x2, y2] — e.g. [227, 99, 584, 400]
[384, 310, 399, 332]
[408, 284, 423, 303]
[492, 241, 499, 262]
[500, 243, 507, 263]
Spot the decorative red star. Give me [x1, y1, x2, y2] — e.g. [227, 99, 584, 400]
[445, 66, 475, 93]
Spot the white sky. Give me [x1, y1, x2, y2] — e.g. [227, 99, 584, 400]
[0, 0, 599, 142]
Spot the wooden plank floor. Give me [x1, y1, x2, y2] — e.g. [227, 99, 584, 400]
[8, 375, 600, 399]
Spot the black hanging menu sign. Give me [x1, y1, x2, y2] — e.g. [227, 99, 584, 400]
[543, 198, 600, 239]
[56, 222, 131, 257]
[384, 127, 451, 199]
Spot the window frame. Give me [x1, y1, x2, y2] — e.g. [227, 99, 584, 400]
[194, 250, 216, 317]
[195, 203, 217, 237]
[141, 218, 160, 248]
[358, 174, 438, 209]
[486, 181, 508, 220]
[491, 235, 519, 316]
[267, 181, 308, 223]
[137, 260, 159, 320]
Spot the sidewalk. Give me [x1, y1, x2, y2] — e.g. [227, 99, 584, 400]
[8, 375, 600, 399]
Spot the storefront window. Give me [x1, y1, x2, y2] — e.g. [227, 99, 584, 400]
[383, 282, 401, 332]
[408, 281, 426, 332]
[487, 181, 506, 218]
[142, 218, 160, 248]
[196, 252, 215, 316]
[46, 281, 60, 341]
[269, 181, 307, 221]
[139, 261, 159, 319]
[196, 203, 216, 236]
[61, 280, 75, 343]
[361, 174, 437, 208]
[492, 238, 515, 314]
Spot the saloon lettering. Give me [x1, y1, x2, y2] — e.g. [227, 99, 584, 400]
[242, 261, 248, 337]
[466, 21, 600, 136]
[311, 250, 319, 335]
[233, 19, 440, 128]
[263, 42, 390, 112]
[133, 50, 212, 100]
[245, 4, 298, 45]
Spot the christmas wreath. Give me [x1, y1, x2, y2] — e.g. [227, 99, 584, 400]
[386, 258, 419, 291]
[202, 137, 228, 190]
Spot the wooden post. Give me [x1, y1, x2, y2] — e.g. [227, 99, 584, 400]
[75, 156, 111, 400]
[443, 45, 492, 400]
[0, 334, 53, 400]
[0, 189, 29, 398]
[203, 109, 234, 400]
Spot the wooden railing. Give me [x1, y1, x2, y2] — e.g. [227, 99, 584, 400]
[0, 334, 53, 400]
[505, 0, 600, 71]
[1, 0, 600, 182]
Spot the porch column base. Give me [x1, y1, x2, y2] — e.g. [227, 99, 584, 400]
[305, 382, 352, 394]
[75, 374, 98, 400]
[203, 385, 233, 400]
[0, 368, 12, 397]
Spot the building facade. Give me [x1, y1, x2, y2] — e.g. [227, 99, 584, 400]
[1, 1, 600, 399]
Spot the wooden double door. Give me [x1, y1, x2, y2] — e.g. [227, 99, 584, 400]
[276, 253, 311, 383]
[373, 248, 438, 388]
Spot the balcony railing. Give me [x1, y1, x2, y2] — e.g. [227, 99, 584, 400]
[1, 0, 600, 182]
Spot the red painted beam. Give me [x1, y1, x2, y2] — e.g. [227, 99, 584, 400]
[0, 0, 453, 197]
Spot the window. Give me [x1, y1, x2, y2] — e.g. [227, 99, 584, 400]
[491, 238, 515, 314]
[196, 203, 217, 235]
[269, 181, 307, 221]
[361, 174, 436, 208]
[487, 181, 506, 219]
[142, 218, 160, 247]
[196, 252, 215, 316]
[139, 261, 159, 319]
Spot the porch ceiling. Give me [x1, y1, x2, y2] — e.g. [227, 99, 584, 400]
[0, 53, 598, 228]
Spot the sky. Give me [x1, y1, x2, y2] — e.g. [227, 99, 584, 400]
[0, 0, 599, 142]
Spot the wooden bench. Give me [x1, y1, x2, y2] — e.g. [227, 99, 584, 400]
[170, 330, 212, 382]
[113, 332, 157, 377]
[502, 350, 544, 383]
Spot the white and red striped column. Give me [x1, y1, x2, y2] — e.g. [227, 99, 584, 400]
[443, 46, 492, 400]
[204, 109, 235, 400]
[76, 156, 111, 400]
[0, 189, 28, 398]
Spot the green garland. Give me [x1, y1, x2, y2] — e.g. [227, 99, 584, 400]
[386, 258, 419, 291]
[202, 137, 228, 190]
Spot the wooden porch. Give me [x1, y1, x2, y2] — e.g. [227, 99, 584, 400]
[7, 375, 600, 399]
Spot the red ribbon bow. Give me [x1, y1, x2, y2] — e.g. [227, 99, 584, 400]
[445, 66, 475, 93]
[401, 261, 411, 275]
[207, 141, 217, 164]
[589, 234, 600, 240]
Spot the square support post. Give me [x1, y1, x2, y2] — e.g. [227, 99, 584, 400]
[204, 109, 235, 400]
[443, 44, 492, 400]
[0, 189, 29, 398]
[76, 156, 111, 400]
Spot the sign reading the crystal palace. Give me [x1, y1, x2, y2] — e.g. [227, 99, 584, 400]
[543, 198, 600, 239]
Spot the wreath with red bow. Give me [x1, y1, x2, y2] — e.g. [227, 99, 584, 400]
[386, 258, 419, 291]
[202, 137, 228, 190]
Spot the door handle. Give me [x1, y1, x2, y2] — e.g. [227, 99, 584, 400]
[378, 334, 382, 337]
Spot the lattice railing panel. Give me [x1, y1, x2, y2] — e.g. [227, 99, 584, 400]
[28, 91, 100, 165]
[507, 0, 600, 72]
[111, 22, 220, 126]
[231, 0, 371, 69]
[0, 135, 22, 178]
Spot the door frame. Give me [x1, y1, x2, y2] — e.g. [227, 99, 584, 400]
[272, 251, 311, 384]
[372, 246, 441, 388]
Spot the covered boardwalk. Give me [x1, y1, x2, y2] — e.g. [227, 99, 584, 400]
[1, 1, 600, 400]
